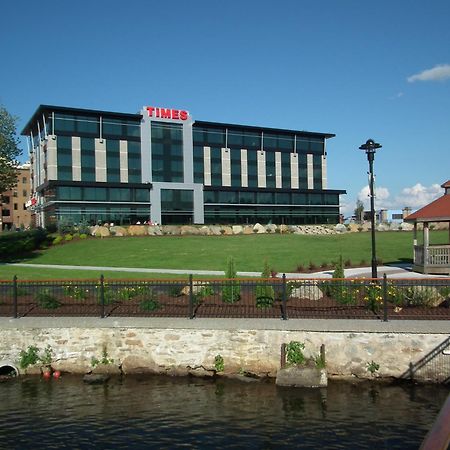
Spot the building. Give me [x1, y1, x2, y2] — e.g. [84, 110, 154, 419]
[21, 105, 346, 227]
[0, 164, 32, 231]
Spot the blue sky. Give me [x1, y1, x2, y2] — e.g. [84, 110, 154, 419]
[1, 0, 449, 215]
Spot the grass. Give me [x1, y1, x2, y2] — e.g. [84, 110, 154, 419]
[2, 230, 446, 279]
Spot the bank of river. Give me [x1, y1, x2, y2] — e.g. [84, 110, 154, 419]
[0, 375, 447, 449]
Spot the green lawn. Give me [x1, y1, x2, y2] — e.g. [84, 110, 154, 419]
[2, 230, 447, 281]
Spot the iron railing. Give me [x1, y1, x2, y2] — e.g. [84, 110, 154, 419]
[0, 275, 448, 320]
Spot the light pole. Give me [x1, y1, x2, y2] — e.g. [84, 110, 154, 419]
[359, 139, 382, 279]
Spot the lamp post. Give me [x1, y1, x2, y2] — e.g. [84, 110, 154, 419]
[359, 139, 382, 279]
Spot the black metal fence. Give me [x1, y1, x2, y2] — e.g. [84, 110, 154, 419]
[0, 275, 449, 320]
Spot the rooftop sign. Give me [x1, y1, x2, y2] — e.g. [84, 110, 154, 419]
[145, 106, 189, 121]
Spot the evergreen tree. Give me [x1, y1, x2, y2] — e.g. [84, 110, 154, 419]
[0, 106, 21, 194]
[255, 259, 275, 308]
[222, 257, 240, 303]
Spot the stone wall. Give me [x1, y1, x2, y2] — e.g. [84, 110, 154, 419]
[0, 326, 447, 383]
[90, 222, 419, 238]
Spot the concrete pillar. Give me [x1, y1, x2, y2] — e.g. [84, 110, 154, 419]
[424, 222, 429, 268]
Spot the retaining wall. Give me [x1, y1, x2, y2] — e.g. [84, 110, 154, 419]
[0, 319, 448, 382]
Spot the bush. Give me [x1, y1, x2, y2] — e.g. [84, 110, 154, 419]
[57, 217, 75, 235]
[79, 233, 88, 239]
[36, 289, 61, 309]
[139, 298, 161, 311]
[286, 341, 306, 366]
[76, 218, 91, 235]
[64, 234, 73, 241]
[255, 260, 275, 308]
[0, 228, 49, 260]
[53, 235, 63, 245]
[222, 257, 240, 303]
[404, 286, 445, 307]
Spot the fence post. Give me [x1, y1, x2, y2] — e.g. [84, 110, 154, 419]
[281, 273, 287, 320]
[382, 273, 388, 322]
[189, 274, 194, 319]
[13, 275, 18, 319]
[100, 274, 105, 318]
[280, 343, 286, 369]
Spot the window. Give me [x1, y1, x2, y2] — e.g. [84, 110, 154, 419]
[13, 191, 18, 197]
[14, 203, 18, 210]
[22, 190, 27, 197]
[22, 177, 27, 184]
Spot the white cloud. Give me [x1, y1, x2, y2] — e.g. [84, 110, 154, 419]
[394, 183, 442, 209]
[357, 185, 391, 210]
[407, 64, 450, 82]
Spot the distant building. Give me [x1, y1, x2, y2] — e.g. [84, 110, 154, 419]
[0, 164, 32, 231]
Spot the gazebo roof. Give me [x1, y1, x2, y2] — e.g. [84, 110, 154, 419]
[405, 180, 450, 223]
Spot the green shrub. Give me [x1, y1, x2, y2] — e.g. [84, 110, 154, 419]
[79, 233, 88, 239]
[76, 219, 91, 235]
[35, 289, 61, 309]
[403, 286, 445, 307]
[57, 217, 75, 235]
[19, 345, 40, 369]
[0, 228, 49, 260]
[214, 354, 224, 372]
[286, 341, 306, 366]
[222, 257, 240, 303]
[255, 260, 275, 308]
[139, 298, 161, 311]
[53, 235, 63, 245]
[64, 234, 73, 241]
[63, 283, 87, 300]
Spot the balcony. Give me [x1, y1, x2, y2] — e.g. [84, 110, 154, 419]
[413, 244, 450, 275]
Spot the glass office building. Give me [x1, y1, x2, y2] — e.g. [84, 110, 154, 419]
[22, 105, 345, 227]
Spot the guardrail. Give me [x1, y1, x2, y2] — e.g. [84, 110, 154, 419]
[0, 275, 448, 320]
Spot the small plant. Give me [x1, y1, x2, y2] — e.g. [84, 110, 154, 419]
[285, 341, 306, 366]
[91, 346, 114, 368]
[64, 233, 73, 241]
[79, 233, 88, 239]
[308, 261, 317, 271]
[214, 354, 224, 372]
[364, 282, 383, 313]
[313, 352, 326, 369]
[63, 283, 87, 301]
[40, 345, 53, 366]
[168, 285, 182, 297]
[296, 264, 305, 273]
[255, 260, 275, 308]
[193, 284, 215, 304]
[344, 259, 352, 268]
[19, 345, 40, 369]
[36, 289, 61, 309]
[139, 298, 161, 311]
[52, 235, 63, 245]
[366, 360, 380, 374]
[222, 257, 240, 303]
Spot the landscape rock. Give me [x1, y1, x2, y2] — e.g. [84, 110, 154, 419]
[147, 225, 163, 236]
[400, 222, 414, 231]
[121, 355, 160, 374]
[83, 374, 110, 384]
[242, 226, 254, 235]
[290, 283, 324, 300]
[110, 226, 127, 237]
[232, 225, 243, 235]
[180, 226, 201, 235]
[209, 226, 222, 236]
[334, 224, 347, 233]
[91, 363, 122, 376]
[221, 226, 233, 235]
[128, 225, 147, 236]
[163, 226, 181, 235]
[266, 224, 277, 234]
[253, 223, 266, 234]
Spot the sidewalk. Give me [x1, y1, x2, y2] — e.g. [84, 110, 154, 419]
[6, 262, 449, 279]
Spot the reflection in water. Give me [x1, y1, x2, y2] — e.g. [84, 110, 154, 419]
[0, 375, 448, 449]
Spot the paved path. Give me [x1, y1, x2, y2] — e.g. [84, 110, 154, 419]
[6, 262, 449, 279]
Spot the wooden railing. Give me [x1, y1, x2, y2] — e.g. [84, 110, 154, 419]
[414, 245, 450, 267]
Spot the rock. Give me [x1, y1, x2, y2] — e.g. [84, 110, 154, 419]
[91, 363, 122, 376]
[83, 374, 110, 384]
[242, 226, 253, 235]
[290, 283, 324, 300]
[128, 225, 147, 236]
[180, 226, 201, 235]
[221, 226, 233, 235]
[232, 225, 243, 235]
[334, 224, 347, 233]
[121, 355, 160, 374]
[198, 226, 210, 235]
[347, 223, 360, 233]
[163, 226, 181, 235]
[110, 226, 127, 237]
[180, 283, 210, 296]
[90, 225, 99, 236]
[266, 224, 277, 234]
[288, 225, 301, 234]
[404, 286, 446, 307]
[376, 223, 390, 232]
[225, 374, 261, 383]
[253, 223, 266, 234]
[276, 366, 327, 388]
[209, 226, 222, 236]
[188, 367, 215, 377]
[400, 222, 414, 231]
[147, 225, 163, 236]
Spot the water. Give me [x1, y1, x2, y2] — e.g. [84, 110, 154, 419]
[0, 375, 448, 449]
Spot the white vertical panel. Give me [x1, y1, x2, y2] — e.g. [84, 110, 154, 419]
[39, 141, 45, 184]
[221, 148, 231, 186]
[95, 138, 107, 182]
[275, 151, 282, 188]
[241, 149, 248, 187]
[46, 136, 57, 180]
[120, 140, 128, 183]
[290, 153, 299, 189]
[72, 137, 81, 181]
[203, 146, 211, 186]
[321, 155, 327, 189]
[257, 150, 266, 188]
[307, 154, 314, 189]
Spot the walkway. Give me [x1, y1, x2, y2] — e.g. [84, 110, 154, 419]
[6, 262, 449, 278]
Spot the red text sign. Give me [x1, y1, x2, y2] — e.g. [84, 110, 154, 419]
[146, 106, 188, 121]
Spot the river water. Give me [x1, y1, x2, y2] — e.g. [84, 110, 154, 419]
[0, 375, 448, 449]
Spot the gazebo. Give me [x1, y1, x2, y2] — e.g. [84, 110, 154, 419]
[404, 180, 450, 275]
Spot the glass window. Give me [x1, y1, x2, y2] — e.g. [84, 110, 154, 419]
[135, 189, 150, 202]
[227, 129, 243, 147]
[77, 116, 99, 134]
[204, 190, 216, 203]
[257, 192, 274, 204]
[110, 188, 131, 201]
[84, 187, 107, 201]
[275, 192, 290, 204]
[58, 186, 82, 200]
[239, 191, 255, 203]
[54, 114, 76, 133]
[103, 118, 122, 137]
[218, 191, 238, 203]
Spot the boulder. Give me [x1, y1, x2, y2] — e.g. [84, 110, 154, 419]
[209, 226, 222, 236]
[121, 355, 160, 374]
[95, 226, 110, 237]
[376, 223, 390, 232]
[290, 283, 324, 300]
[221, 226, 233, 235]
[163, 226, 181, 235]
[232, 225, 244, 235]
[198, 226, 210, 235]
[253, 223, 266, 234]
[180, 225, 201, 235]
[128, 225, 147, 236]
[91, 363, 122, 376]
[243, 226, 254, 235]
[110, 226, 127, 237]
[83, 374, 110, 384]
[147, 225, 163, 236]
[400, 222, 414, 231]
[276, 365, 327, 388]
[90, 225, 99, 236]
[347, 223, 360, 233]
[334, 224, 347, 233]
[266, 224, 277, 234]
[180, 283, 210, 296]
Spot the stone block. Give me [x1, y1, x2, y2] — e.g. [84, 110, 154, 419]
[253, 223, 266, 234]
[209, 226, 222, 236]
[266, 224, 277, 233]
[128, 225, 147, 236]
[276, 366, 327, 387]
[290, 283, 324, 300]
[121, 355, 160, 374]
[243, 226, 253, 235]
[232, 225, 243, 235]
[334, 224, 347, 233]
[222, 226, 233, 235]
[110, 226, 127, 237]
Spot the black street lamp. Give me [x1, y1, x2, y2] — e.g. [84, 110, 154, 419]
[359, 139, 382, 279]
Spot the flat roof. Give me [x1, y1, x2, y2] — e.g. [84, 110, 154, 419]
[22, 104, 335, 139]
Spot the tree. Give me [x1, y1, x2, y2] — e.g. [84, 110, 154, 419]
[354, 199, 364, 223]
[222, 257, 240, 303]
[0, 105, 21, 194]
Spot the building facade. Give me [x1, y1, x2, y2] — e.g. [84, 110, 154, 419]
[22, 105, 346, 227]
[0, 164, 32, 231]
